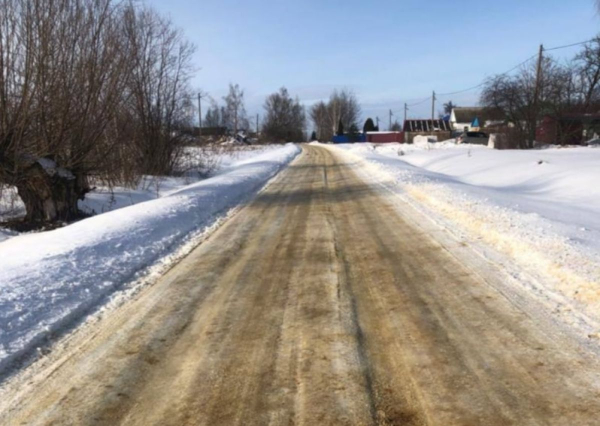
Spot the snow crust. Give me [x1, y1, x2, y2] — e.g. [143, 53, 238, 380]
[333, 142, 600, 333]
[0, 144, 299, 374]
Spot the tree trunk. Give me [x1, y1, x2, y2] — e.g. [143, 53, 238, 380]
[15, 163, 88, 223]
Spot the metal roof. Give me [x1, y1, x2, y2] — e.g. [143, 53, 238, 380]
[403, 119, 452, 132]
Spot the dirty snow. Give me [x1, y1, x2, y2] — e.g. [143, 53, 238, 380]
[332, 142, 600, 334]
[0, 144, 299, 375]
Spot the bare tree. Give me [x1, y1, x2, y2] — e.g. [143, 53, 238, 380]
[0, 0, 197, 224]
[309, 101, 331, 141]
[480, 50, 597, 148]
[223, 84, 248, 134]
[309, 89, 361, 142]
[262, 87, 306, 142]
[204, 99, 222, 127]
[123, 4, 196, 176]
[0, 0, 132, 222]
[327, 89, 361, 136]
[481, 56, 567, 148]
[574, 36, 600, 107]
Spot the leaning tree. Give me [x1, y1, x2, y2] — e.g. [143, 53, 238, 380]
[0, 0, 196, 223]
[0, 0, 132, 222]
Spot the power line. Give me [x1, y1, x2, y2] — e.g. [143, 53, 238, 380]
[437, 83, 486, 97]
[435, 39, 598, 98]
[392, 36, 598, 118]
[396, 52, 538, 118]
[437, 39, 597, 97]
[436, 53, 538, 98]
[545, 38, 596, 52]
[406, 96, 431, 107]
[496, 53, 539, 77]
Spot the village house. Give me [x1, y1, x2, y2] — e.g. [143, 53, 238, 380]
[403, 119, 452, 143]
[450, 107, 504, 132]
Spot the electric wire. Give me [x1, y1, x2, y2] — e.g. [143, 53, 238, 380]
[389, 37, 597, 117]
[545, 38, 596, 52]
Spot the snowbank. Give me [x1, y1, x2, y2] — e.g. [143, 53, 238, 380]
[0, 144, 299, 374]
[79, 146, 279, 216]
[344, 143, 600, 239]
[413, 135, 438, 145]
[332, 142, 600, 335]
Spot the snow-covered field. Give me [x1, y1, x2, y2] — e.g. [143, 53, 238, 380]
[0, 144, 299, 375]
[332, 142, 600, 336]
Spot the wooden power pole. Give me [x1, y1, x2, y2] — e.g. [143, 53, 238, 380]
[198, 91, 208, 138]
[404, 103, 408, 126]
[198, 92, 203, 138]
[431, 91, 436, 123]
[389, 109, 393, 131]
[534, 44, 545, 103]
[532, 44, 544, 145]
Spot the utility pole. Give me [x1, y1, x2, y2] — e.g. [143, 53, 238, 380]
[431, 91, 436, 123]
[534, 44, 544, 102]
[198, 91, 208, 138]
[376, 116, 380, 130]
[404, 103, 408, 126]
[532, 44, 544, 146]
[234, 108, 238, 135]
[198, 92, 203, 138]
[389, 109, 393, 131]
[256, 114, 260, 137]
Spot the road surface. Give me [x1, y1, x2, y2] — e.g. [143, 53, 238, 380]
[2, 145, 600, 425]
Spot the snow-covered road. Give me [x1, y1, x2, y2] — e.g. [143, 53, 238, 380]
[2, 145, 599, 425]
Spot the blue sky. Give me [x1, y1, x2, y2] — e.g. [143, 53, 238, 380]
[146, 0, 599, 128]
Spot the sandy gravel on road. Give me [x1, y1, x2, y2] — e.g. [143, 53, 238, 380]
[2, 145, 600, 425]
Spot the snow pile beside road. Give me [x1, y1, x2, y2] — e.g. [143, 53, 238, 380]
[0, 145, 284, 231]
[79, 145, 281, 216]
[332, 142, 600, 333]
[0, 143, 299, 374]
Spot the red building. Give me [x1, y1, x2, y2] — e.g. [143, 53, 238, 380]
[365, 131, 405, 143]
[537, 113, 600, 145]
